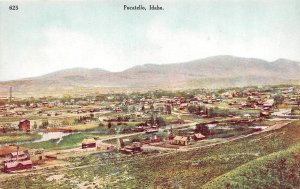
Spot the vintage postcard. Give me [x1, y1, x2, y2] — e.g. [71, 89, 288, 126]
[0, 0, 300, 188]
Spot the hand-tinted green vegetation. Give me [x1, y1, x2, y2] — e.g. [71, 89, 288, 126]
[0, 131, 41, 144]
[3, 121, 298, 189]
[21, 133, 102, 150]
[203, 143, 300, 189]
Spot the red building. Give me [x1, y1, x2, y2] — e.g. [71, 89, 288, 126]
[18, 119, 30, 131]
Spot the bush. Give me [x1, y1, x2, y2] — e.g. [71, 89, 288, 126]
[156, 117, 166, 126]
[195, 124, 210, 135]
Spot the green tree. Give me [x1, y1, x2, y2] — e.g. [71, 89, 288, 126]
[33, 121, 38, 130]
[274, 95, 284, 109]
[108, 121, 112, 129]
[156, 117, 166, 126]
[296, 97, 300, 107]
[195, 124, 210, 135]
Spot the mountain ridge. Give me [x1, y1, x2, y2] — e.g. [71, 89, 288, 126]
[1, 55, 300, 95]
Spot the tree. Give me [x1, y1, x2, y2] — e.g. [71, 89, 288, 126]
[150, 104, 154, 112]
[40, 119, 49, 129]
[274, 95, 284, 109]
[90, 113, 94, 119]
[165, 104, 172, 114]
[207, 108, 213, 117]
[195, 124, 210, 135]
[156, 117, 166, 126]
[108, 121, 112, 129]
[150, 115, 155, 126]
[33, 121, 38, 130]
[121, 105, 128, 112]
[99, 122, 104, 127]
[187, 105, 197, 114]
[296, 97, 300, 107]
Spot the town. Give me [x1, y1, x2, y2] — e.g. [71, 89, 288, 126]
[0, 84, 299, 188]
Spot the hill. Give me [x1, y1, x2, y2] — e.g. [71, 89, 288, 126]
[203, 142, 300, 188]
[1, 55, 300, 96]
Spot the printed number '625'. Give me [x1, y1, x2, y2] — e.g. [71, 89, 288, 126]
[9, 5, 18, 10]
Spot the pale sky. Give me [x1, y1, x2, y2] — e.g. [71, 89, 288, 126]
[0, 0, 300, 81]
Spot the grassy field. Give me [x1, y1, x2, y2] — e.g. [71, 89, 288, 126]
[20, 133, 103, 150]
[59, 123, 99, 131]
[2, 120, 300, 188]
[0, 131, 41, 144]
[0, 115, 47, 122]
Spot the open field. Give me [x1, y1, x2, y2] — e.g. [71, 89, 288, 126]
[0, 131, 41, 144]
[20, 133, 104, 150]
[47, 123, 99, 132]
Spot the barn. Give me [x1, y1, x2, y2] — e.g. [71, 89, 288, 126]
[18, 119, 30, 131]
[3, 160, 33, 173]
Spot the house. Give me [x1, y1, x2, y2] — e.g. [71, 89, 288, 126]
[263, 99, 274, 109]
[82, 138, 96, 149]
[114, 107, 122, 112]
[260, 111, 270, 118]
[179, 103, 188, 110]
[145, 134, 162, 143]
[170, 136, 190, 146]
[192, 133, 205, 141]
[145, 128, 159, 134]
[97, 144, 115, 151]
[120, 142, 142, 154]
[3, 160, 33, 173]
[18, 119, 30, 131]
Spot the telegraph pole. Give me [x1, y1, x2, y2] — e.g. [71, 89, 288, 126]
[9, 86, 12, 104]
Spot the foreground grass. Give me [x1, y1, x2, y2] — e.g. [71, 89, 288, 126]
[203, 143, 300, 189]
[2, 121, 300, 188]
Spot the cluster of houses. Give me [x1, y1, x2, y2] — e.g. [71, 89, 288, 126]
[0, 145, 58, 173]
[168, 133, 206, 146]
[0, 146, 33, 173]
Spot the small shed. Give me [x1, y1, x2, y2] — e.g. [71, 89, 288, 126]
[260, 111, 270, 118]
[193, 133, 206, 141]
[82, 138, 96, 149]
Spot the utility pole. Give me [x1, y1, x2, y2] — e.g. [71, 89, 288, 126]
[9, 87, 12, 104]
[16, 146, 19, 161]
